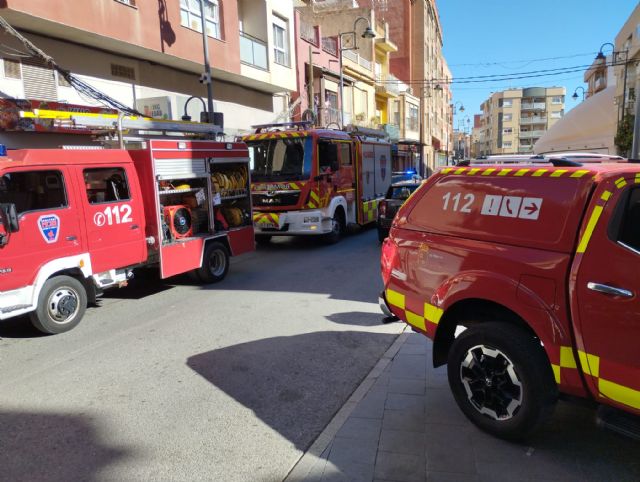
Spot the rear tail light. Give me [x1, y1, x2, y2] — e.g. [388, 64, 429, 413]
[381, 236, 399, 286]
[378, 200, 387, 217]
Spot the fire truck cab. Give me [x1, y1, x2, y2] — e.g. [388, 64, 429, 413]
[245, 122, 392, 243]
[0, 100, 254, 334]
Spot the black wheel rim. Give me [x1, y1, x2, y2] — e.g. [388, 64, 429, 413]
[459, 344, 523, 420]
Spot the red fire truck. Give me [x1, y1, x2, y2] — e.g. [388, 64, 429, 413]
[381, 160, 640, 439]
[242, 122, 392, 243]
[0, 100, 254, 334]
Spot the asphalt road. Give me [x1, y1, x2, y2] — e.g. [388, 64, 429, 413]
[0, 228, 403, 482]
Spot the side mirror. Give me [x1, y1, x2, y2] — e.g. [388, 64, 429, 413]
[0, 203, 19, 233]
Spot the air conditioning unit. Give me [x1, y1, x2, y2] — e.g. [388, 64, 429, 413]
[164, 205, 193, 239]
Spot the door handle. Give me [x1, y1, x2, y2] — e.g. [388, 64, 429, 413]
[131, 224, 139, 230]
[587, 282, 633, 298]
[66, 235, 77, 241]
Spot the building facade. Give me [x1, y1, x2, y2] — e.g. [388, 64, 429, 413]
[477, 87, 565, 156]
[0, 0, 298, 137]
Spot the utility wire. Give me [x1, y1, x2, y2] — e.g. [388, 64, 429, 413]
[0, 15, 143, 116]
[448, 51, 598, 68]
[376, 60, 625, 85]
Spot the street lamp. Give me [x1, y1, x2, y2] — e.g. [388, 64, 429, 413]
[198, 0, 215, 124]
[597, 42, 629, 123]
[572, 86, 585, 102]
[339, 16, 376, 129]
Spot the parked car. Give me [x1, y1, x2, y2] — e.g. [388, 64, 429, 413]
[380, 161, 640, 440]
[377, 180, 422, 242]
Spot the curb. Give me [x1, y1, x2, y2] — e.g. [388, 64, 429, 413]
[284, 327, 410, 481]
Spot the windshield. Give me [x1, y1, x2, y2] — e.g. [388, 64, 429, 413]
[387, 184, 419, 200]
[249, 137, 312, 182]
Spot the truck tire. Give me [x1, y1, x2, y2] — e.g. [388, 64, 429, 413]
[30, 275, 87, 334]
[324, 209, 345, 244]
[196, 241, 229, 283]
[447, 322, 557, 440]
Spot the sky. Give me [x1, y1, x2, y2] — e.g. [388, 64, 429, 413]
[437, 0, 638, 130]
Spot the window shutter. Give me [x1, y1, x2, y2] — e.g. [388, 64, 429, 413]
[22, 58, 57, 101]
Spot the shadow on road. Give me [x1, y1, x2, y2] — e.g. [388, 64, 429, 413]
[0, 410, 130, 481]
[325, 311, 387, 326]
[187, 330, 396, 452]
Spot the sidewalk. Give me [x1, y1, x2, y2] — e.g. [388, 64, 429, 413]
[285, 328, 640, 482]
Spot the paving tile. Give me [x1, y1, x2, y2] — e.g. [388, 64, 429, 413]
[382, 409, 426, 433]
[327, 436, 379, 465]
[321, 460, 375, 482]
[336, 416, 382, 441]
[374, 451, 426, 482]
[427, 471, 479, 482]
[389, 354, 428, 379]
[385, 393, 426, 414]
[424, 424, 476, 474]
[379, 429, 426, 456]
[398, 343, 429, 356]
[351, 392, 387, 420]
[423, 389, 468, 425]
[388, 377, 426, 396]
[474, 461, 533, 481]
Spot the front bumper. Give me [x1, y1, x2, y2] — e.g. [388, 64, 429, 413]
[253, 210, 332, 236]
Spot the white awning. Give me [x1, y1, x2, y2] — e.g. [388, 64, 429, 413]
[534, 86, 616, 154]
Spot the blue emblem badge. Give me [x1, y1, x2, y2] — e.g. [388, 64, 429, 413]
[38, 214, 60, 244]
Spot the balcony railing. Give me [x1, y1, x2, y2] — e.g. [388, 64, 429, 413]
[300, 21, 318, 45]
[322, 36, 338, 56]
[519, 130, 545, 139]
[240, 32, 268, 70]
[520, 116, 547, 125]
[521, 102, 546, 111]
[341, 49, 372, 71]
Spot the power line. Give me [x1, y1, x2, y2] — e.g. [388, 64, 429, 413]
[376, 60, 624, 86]
[448, 51, 597, 68]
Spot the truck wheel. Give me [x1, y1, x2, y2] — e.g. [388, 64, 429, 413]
[196, 241, 229, 283]
[255, 235, 272, 246]
[324, 210, 345, 244]
[447, 322, 557, 440]
[30, 275, 87, 334]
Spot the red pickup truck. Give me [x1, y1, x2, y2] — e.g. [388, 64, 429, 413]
[380, 162, 640, 439]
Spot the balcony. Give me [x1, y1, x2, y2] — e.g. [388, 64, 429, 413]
[300, 21, 318, 45]
[342, 49, 373, 71]
[382, 123, 400, 141]
[519, 130, 545, 139]
[322, 36, 338, 56]
[240, 32, 268, 70]
[375, 74, 399, 98]
[520, 116, 547, 125]
[521, 102, 546, 111]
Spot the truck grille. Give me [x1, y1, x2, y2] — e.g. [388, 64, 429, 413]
[252, 191, 301, 207]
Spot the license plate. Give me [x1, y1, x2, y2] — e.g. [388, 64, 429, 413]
[255, 222, 277, 229]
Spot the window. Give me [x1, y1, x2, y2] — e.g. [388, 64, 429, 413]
[503, 141, 512, 148]
[617, 188, 640, 252]
[318, 141, 338, 172]
[552, 96, 564, 104]
[499, 99, 512, 108]
[407, 103, 419, 131]
[338, 142, 351, 166]
[3, 59, 21, 79]
[272, 15, 290, 67]
[503, 128, 513, 135]
[0, 170, 67, 214]
[503, 113, 512, 122]
[180, 0, 220, 39]
[551, 110, 563, 119]
[84, 168, 130, 204]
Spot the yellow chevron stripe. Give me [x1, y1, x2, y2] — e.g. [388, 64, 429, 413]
[386, 289, 405, 310]
[576, 205, 603, 253]
[551, 170, 568, 177]
[514, 168, 530, 177]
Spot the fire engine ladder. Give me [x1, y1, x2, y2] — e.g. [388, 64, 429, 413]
[21, 108, 223, 146]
